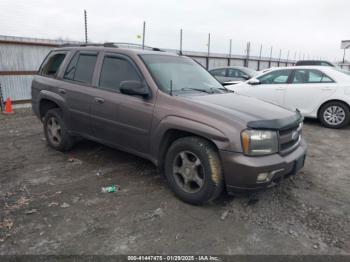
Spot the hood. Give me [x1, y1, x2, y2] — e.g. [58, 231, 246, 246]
[186, 93, 302, 130]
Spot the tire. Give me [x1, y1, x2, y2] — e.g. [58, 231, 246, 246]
[164, 136, 224, 205]
[43, 108, 74, 151]
[318, 101, 350, 129]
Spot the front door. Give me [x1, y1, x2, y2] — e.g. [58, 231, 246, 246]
[90, 53, 155, 155]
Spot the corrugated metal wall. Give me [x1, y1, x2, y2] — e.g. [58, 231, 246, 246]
[0, 35, 296, 102]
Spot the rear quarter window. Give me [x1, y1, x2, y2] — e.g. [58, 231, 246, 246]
[40, 52, 67, 77]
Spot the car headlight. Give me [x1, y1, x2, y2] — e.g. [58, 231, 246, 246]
[241, 129, 278, 156]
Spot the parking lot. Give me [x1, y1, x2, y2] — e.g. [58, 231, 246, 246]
[0, 108, 349, 255]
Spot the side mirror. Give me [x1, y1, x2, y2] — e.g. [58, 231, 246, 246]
[120, 80, 149, 97]
[247, 78, 260, 85]
[242, 74, 250, 80]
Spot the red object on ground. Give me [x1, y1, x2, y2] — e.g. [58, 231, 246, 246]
[3, 97, 14, 114]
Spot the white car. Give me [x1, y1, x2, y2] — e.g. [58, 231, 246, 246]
[226, 66, 350, 128]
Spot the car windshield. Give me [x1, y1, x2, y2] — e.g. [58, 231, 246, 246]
[242, 67, 259, 77]
[140, 54, 225, 95]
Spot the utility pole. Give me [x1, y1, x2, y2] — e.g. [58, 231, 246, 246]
[84, 10, 88, 43]
[142, 21, 146, 49]
[179, 29, 183, 55]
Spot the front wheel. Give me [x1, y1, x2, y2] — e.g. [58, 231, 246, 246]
[164, 136, 224, 205]
[319, 102, 350, 129]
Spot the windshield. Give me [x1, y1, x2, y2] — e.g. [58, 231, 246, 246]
[140, 54, 225, 95]
[242, 67, 259, 77]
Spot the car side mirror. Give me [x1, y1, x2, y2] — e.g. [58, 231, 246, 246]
[242, 74, 250, 80]
[120, 80, 149, 98]
[247, 79, 260, 85]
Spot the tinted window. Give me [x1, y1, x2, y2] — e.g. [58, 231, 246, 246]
[258, 70, 291, 84]
[292, 69, 333, 83]
[99, 56, 140, 91]
[64, 53, 97, 84]
[210, 69, 226, 77]
[228, 68, 245, 78]
[41, 53, 66, 76]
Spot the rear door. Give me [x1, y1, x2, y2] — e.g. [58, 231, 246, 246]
[90, 52, 155, 155]
[61, 51, 99, 136]
[237, 69, 292, 106]
[284, 69, 337, 115]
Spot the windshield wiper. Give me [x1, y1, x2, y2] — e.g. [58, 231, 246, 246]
[181, 87, 213, 94]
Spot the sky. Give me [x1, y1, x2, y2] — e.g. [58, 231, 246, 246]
[0, 0, 348, 61]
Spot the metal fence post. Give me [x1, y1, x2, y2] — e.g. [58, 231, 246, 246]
[269, 46, 273, 68]
[206, 33, 211, 69]
[0, 83, 4, 112]
[258, 44, 262, 70]
[179, 29, 183, 55]
[228, 39, 232, 66]
[277, 49, 281, 67]
[142, 21, 146, 49]
[245, 41, 251, 67]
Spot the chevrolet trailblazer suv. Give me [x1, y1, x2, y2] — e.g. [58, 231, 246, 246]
[32, 43, 307, 205]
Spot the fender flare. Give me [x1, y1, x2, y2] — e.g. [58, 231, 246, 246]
[150, 115, 230, 164]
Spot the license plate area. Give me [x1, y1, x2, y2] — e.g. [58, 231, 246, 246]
[294, 154, 306, 175]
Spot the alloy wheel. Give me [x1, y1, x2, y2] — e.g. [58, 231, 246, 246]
[173, 151, 205, 193]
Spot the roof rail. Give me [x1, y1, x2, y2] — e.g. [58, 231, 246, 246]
[59, 42, 119, 48]
[59, 42, 166, 52]
[112, 42, 165, 52]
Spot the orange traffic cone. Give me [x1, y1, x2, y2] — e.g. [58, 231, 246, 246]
[3, 97, 14, 114]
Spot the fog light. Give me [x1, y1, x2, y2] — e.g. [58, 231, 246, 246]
[257, 169, 285, 183]
[257, 172, 269, 182]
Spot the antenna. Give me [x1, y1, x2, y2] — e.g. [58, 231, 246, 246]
[170, 80, 173, 96]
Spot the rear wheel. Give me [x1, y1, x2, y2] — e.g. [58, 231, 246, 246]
[319, 101, 350, 129]
[164, 136, 223, 205]
[44, 108, 74, 151]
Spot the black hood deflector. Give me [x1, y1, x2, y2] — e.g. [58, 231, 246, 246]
[247, 110, 303, 131]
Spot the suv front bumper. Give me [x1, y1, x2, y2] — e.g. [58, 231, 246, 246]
[220, 138, 307, 192]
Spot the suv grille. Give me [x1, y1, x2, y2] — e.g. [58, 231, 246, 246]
[278, 123, 302, 155]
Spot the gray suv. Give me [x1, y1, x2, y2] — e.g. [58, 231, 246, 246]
[32, 44, 307, 205]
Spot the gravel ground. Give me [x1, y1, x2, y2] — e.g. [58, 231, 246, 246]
[0, 109, 349, 255]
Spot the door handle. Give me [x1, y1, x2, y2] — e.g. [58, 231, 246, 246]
[321, 87, 333, 91]
[58, 89, 66, 94]
[94, 97, 105, 104]
[275, 87, 286, 90]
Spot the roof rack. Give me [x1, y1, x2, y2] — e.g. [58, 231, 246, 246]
[60, 42, 119, 48]
[59, 42, 165, 52]
[111, 42, 165, 52]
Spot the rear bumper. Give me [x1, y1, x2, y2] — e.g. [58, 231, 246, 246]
[219, 139, 307, 192]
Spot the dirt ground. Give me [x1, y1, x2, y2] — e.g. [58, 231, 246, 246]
[0, 109, 349, 255]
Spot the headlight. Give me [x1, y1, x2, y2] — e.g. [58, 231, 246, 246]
[241, 129, 278, 156]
